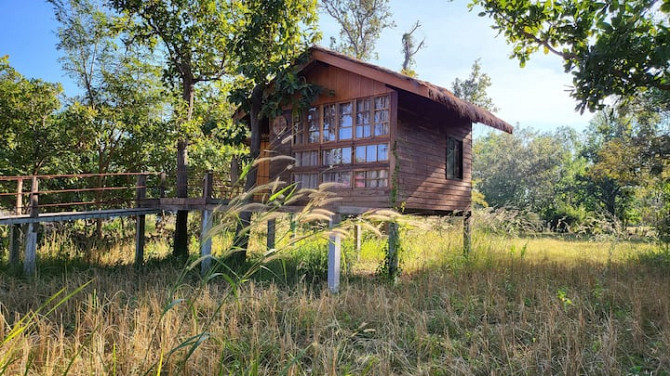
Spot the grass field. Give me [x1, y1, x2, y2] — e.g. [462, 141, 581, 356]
[1, 214, 669, 375]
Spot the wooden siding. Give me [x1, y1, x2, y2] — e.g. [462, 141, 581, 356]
[303, 62, 394, 106]
[394, 90, 472, 213]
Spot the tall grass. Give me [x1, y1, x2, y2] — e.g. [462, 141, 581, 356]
[2, 209, 669, 375]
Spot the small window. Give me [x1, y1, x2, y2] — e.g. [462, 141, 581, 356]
[339, 102, 353, 140]
[355, 143, 389, 163]
[292, 112, 304, 145]
[323, 147, 352, 166]
[294, 151, 318, 167]
[323, 104, 336, 142]
[356, 98, 372, 138]
[323, 171, 352, 188]
[446, 136, 463, 180]
[307, 107, 320, 143]
[294, 173, 318, 189]
[373, 95, 390, 136]
[354, 169, 389, 188]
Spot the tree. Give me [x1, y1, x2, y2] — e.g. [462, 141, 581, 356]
[109, 0, 238, 259]
[0, 57, 69, 176]
[400, 21, 425, 77]
[321, 0, 395, 60]
[228, 0, 320, 260]
[51, 0, 174, 236]
[470, 0, 670, 112]
[451, 59, 499, 113]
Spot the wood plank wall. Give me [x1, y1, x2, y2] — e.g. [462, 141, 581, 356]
[394, 91, 472, 213]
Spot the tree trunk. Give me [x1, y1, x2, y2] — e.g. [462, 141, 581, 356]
[174, 78, 195, 260]
[232, 84, 264, 263]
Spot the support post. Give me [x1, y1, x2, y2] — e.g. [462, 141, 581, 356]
[267, 219, 276, 250]
[24, 176, 38, 276]
[328, 213, 342, 293]
[355, 220, 362, 256]
[159, 172, 167, 199]
[200, 209, 212, 275]
[135, 175, 147, 266]
[200, 171, 214, 275]
[388, 221, 399, 279]
[9, 179, 23, 267]
[463, 211, 472, 257]
[289, 213, 296, 239]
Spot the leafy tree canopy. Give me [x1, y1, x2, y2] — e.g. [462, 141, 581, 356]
[470, 0, 670, 112]
[451, 59, 499, 113]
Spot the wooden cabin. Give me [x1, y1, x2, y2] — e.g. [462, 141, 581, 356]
[257, 46, 513, 215]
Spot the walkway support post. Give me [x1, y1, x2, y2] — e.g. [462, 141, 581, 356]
[135, 174, 147, 266]
[9, 178, 23, 267]
[388, 221, 399, 279]
[463, 211, 472, 257]
[328, 213, 342, 293]
[267, 219, 276, 250]
[200, 171, 213, 275]
[24, 176, 38, 276]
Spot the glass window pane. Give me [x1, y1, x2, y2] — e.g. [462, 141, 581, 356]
[378, 143, 388, 161]
[355, 146, 366, 163]
[342, 147, 352, 164]
[374, 95, 389, 109]
[339, 122, 352, 140]
[366, 145, 377, 162]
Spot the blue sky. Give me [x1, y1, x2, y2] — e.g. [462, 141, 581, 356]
[1, 0, 594, 133]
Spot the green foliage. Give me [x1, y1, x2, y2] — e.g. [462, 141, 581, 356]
[321, 0, 395, 61]
[0, 57, 70, 175]
[470, 0, 670, 112]
[451, 58, 499, 113]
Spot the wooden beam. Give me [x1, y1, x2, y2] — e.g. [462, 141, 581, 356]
[0, 208, 161, 225]
[388, 221, 399, 279]
[9, 224, 20, 267]
[24, 177, 39, 276]
[463, 211, 472, 257]
[267, 219, 276, 250]
[135, 175, 147, 266]
[200, 209, 213, 275]
[328, 213, 342, 293]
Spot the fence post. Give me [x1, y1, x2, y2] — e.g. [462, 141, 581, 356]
[159, 172, 166, 199]
[200, 171, 214, 275]
[463, 211, 472, 257]
[24, 176, 38, 276]
[135, 174, 147, 266]
[9, 179, 23, 267]
[388, 221, 399, 279]
[328, 213, 342, 293]
[267, 219, 276, 250]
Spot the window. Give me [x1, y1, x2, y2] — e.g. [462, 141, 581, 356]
[339, 102, 353, 140]
[355, 143, 388, 163]
[356, 98, 372, 138]
[294, 151, 317, 167]
[294, 173, 318, 189]
[323, 147, 352, 166]
[446, 136, 463, 179]
[373, 96, 390, 136]
[354, 169, 388, 188]
[307, 107, 320, 143]
[292, 112, 305, 145]
[323, 104, 336, 142]
[323, 171, 352, 188]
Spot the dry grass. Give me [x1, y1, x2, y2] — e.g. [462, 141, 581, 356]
[1, 215, 669, 375]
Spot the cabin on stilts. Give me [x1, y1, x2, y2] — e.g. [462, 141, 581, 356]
[244, 46, 514, 290]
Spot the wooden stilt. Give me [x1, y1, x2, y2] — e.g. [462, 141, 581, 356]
[200, 209, 213, 275]
[200, 171, 214, 275]
[289, 213, 296, 239]
[463, 211, 472, 257]
[24, 176, 39, 276]
[328, 213, 342, 293]
[135, 175, 147, 266]
[355, 221, 362, 255]
[388, 221, 399, 279]
[267, 219, 276, 250]
[9, 224, 21, 267]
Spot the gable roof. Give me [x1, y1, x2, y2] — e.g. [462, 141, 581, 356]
[305, 46, 513, 134]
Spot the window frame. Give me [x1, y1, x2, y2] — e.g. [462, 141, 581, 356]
[446, 136, 464, 180]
